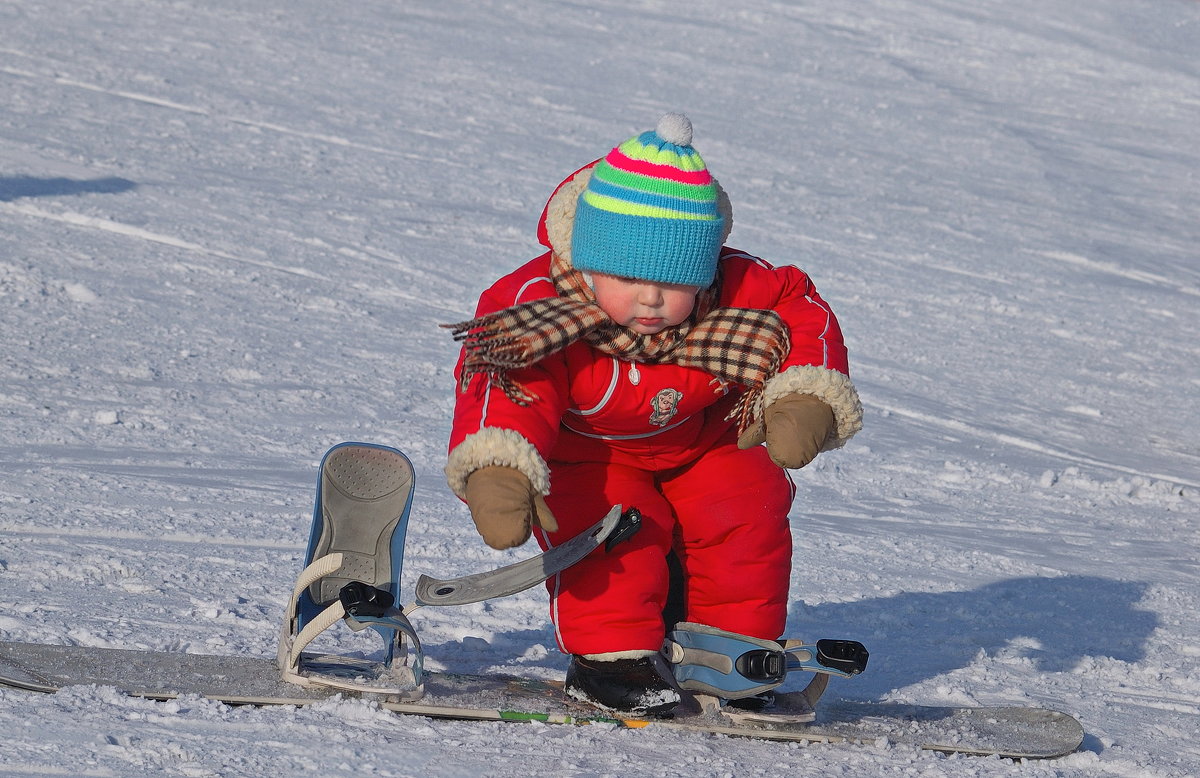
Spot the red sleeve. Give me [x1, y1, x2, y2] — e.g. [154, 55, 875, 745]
[447, 255, 570, 461]
[719, 249, 850, 376]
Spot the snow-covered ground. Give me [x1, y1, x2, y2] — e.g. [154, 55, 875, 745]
[2, 0, 1198, 774]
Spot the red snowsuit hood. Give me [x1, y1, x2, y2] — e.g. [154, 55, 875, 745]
[535, 161, 599, 252]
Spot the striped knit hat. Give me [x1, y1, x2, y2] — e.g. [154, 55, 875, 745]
[571, 114, 724, 288]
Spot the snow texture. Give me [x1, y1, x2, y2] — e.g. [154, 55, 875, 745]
[2, 0, 1198, 775]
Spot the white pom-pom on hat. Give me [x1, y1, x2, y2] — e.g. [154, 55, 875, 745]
[655, 113, 693, 147]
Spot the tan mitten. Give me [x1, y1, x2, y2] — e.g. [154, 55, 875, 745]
[464, 466, 559, 550]
[737, 394, 835, 469]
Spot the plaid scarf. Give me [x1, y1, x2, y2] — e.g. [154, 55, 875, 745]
[445, 253, 790, 433]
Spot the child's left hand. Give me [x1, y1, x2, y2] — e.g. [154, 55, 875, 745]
[737, 393, 835, 469]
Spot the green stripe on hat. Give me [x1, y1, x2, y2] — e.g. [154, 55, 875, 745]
[593, 161, 718, 202]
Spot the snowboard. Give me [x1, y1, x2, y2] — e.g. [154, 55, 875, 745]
[0, 641, 1084, 759]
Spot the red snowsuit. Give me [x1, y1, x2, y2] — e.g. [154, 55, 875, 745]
[447, 168, 860, 657]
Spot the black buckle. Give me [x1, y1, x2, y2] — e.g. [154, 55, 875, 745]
[605, 507, 644, 552]
[735, 649, 787, 684]
[339, 581, 395, 618]
[816, 639, 869, 675]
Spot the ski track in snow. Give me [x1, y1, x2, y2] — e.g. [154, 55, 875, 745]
[2, 0, 1199, 776]
[0, 60, 444, 162]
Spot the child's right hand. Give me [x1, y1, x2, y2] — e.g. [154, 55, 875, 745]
[464, 466, 560, 549]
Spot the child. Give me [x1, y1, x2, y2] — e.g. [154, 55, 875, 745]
[445, 114, 862, 715]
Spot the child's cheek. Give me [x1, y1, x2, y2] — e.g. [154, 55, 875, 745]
[665, 292, 699, 325]
[595, 289, 636, 324]
[596, 297, 630, 324]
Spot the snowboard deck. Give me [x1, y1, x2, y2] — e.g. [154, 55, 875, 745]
[0, 641, 1083, 758]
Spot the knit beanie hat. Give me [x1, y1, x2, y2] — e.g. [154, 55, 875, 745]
[571, 113, 725, 288]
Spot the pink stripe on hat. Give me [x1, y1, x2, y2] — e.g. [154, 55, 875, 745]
[604, 148, 713, 186]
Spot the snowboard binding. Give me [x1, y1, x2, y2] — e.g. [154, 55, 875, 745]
[278, 442, 634, 702]
[662, 622, 869, 721]
[278, 442, 425, 699]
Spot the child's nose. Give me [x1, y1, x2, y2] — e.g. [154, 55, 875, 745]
[637, 284, 663, 305]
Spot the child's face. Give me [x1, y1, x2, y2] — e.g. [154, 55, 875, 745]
[591, 272, 700, 335]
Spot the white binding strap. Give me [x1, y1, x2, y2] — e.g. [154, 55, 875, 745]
[279, 553, 347, 671]
[288, 553, 345, 612]
[286, 600, 347, 670]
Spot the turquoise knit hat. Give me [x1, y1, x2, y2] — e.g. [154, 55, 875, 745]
[571, 114, 724, 288]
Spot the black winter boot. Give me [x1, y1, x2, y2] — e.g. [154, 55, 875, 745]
[725, 690, 776, 712]
[565, 654, 681, 716]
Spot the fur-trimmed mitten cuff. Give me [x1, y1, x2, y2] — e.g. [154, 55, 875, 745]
[445, 428, 556, 549]
[764, 365, 863, 450]
[738, 365, 863, 467]
[445, 427, 551, 500]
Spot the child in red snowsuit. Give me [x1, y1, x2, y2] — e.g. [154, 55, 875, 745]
[445, 114, 862, 715]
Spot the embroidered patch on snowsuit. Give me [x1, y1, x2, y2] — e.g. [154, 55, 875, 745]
[649, 388, 684, 427]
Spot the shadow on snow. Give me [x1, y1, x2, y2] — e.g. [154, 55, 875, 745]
[0, 175, 137, 201]
[790, 575, 1157, 698]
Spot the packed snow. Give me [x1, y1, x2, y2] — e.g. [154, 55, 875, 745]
[2, 0, 1198, 775]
